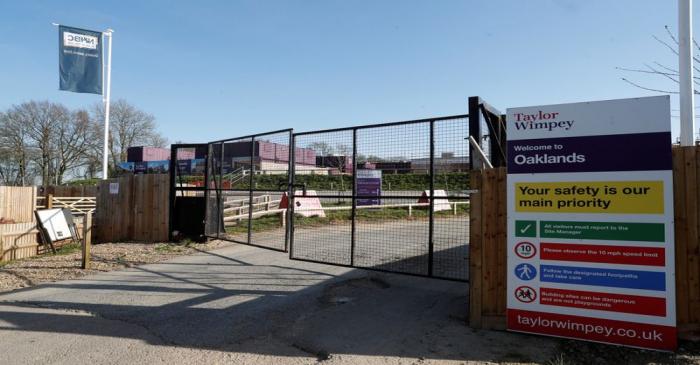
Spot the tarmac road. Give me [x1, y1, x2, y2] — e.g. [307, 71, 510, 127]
[0, 242, 556, 365]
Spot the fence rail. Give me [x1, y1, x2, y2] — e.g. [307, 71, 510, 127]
[36, 196, 96, 215]
[223, 201, 469, 226]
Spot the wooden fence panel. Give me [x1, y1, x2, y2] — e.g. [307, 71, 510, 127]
[96, 175, 133, 242]
[674, 146, 700, 334]
[95, 174, 169, 243]
[469, 167, 507, 330]
[0, 186, 37, 223]
[0, 222, 39, 261]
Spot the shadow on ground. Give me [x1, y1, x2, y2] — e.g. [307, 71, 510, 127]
[0, 243, 562, 364]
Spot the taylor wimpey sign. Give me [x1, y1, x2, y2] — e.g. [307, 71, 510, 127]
[506, 96, 676, 351]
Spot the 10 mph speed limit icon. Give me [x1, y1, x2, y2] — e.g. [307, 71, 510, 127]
[514, 242, 536, 259]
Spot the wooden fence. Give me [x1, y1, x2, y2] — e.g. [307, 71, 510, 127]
[469, 148, 700, 338]
[468, 167, 507, 330]
[672, 146, 700, 335]
[0, 186, 37, 223]
[37, 185, 98, 209]
[44, 185, 98, 197]
[0, 185, 97, 261]
[0, 217, 89, 262]
[0, 222, 40, 261]
[95, 174, 169, 243]
[38, 196, 96, 215]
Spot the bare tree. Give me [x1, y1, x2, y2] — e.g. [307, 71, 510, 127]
[91, 99, 167, 173]
[52, 109, 96, 184]
[5, 101, 71, 188]
[618, 25, 700, 95]
[0, 99, 166, 184]
[0, 111, 32, 185]
[308, 141, 333, 156]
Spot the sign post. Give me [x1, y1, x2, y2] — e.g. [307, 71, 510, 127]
[506, 96, 676, 351]
[102, 29, 113, 179]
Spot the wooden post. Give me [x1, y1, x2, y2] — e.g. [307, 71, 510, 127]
[280, 210, 286, 228]
[453, 201, 457, 215]
[408, 205, 412, 217]
[47, 194, 53, 209]
[82, 211, 92, 269]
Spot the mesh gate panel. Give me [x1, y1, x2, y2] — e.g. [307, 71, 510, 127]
[289, 115, 470, 281]
[204, 130, 292, 251]
[291, 130, 353, 264]
[248, 131, 292, 251]
[433, 118, 470, 280]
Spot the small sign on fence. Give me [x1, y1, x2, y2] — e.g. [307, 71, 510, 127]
[506, 96, 676, 351]
[357, 169, 382, 206]
[109, 182, 119, 195]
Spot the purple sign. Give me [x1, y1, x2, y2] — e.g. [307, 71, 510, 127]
[507, 132, 672, 174]
[357, 170, 382, 206]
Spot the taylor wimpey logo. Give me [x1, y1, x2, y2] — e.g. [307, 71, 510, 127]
[513, 110, 574, 132]
[63, 32, 98, 49]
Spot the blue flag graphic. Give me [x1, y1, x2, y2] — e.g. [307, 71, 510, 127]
[59, 25, 103, 94]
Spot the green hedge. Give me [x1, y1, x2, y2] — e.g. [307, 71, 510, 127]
[246, 172, 469, 191]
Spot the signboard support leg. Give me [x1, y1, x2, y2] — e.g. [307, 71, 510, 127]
[82, 212, 92, 269]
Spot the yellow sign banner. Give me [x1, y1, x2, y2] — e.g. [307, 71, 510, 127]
[515, 181, 664, 214]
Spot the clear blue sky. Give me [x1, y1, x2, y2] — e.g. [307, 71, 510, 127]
[0, 1, 694, 143]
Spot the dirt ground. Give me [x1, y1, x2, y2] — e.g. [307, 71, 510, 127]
[0, 240, 234, 292]
[0, 241, 698, 365]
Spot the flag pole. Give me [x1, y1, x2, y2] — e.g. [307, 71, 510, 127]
[679, 0, 695, 146]
[102, 29, 113, 179]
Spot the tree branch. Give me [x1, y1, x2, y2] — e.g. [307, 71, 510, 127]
[620, 78, 679, 94]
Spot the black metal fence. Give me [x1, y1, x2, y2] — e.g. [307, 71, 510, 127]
[289, 115, 471, 281]
[200, 114, 475, 281]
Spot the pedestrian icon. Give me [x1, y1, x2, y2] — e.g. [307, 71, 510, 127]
[514, 263, 537, 281]
[515, 286, 537, 303]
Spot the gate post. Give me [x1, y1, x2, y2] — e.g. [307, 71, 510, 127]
[468, 96, 507, 169]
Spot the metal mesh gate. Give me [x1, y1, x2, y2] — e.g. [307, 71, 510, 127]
[289, 115, 471, 281]
[204, 129, 293, 252]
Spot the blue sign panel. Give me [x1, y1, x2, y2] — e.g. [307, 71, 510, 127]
[540, 265, 665, 291]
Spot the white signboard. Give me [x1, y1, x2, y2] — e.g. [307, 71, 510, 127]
[109, 182, 119, 195]
[506, 96, 676, 351]
[36, 208, 72, 242]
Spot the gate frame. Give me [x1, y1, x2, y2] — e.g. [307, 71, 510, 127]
[204, 128, 294, 252]
[289, 114, 471, 282]
[168, 143, 209, 242]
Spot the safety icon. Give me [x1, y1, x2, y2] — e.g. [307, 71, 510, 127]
[514, 263, 537, 281]
[514, 241, 537, 259]
[515, 286, 537, 303]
